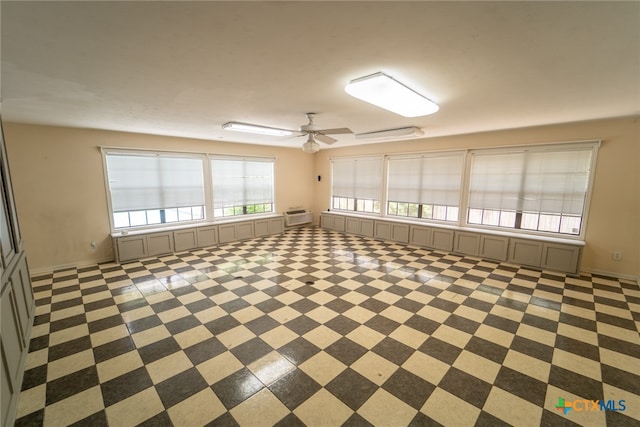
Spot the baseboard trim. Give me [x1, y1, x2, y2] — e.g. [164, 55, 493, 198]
[582, 268, 640, 285]
[30, 257, 116, 276]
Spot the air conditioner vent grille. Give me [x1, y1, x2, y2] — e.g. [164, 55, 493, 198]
[286, 209, 307, 215]
[284, 210, 313, 227]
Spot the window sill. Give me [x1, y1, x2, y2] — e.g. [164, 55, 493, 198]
[321, 210, 584, 247]
[111, 213, 284, 238]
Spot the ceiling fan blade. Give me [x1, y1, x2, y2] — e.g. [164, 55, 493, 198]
[315, 133, 337, 145]
[286, 133, 306, 140]
[316, 127, 352, 135]
[222, 121, 298, 136]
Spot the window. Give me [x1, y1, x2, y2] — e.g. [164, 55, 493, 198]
[467, 144, 597, 236]
[211, 157, 274, 218]
[331, 157, 383, 214]
[387, 153, 464, 222]
[103, 150, 276, 230]
[105, 152, 205, 228]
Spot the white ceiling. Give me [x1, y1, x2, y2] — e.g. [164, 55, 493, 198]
[1, 1, 639, 149]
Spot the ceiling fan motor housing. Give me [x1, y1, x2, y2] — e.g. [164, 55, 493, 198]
[300, 113, 319, 132]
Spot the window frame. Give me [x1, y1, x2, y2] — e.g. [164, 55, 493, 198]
[209, 155, 276, 219]
[329, 141, 599, 241]
[330, 155, 384, 216]
[102, 149, 208, 231]
[462, 141, 599, 240]
[386, 151, 466, 224]
[102, 148, 277, 232]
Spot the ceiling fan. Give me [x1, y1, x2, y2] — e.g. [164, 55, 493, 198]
[222, 113, 352, 152]
[294, 113, 352, 145]
[223, 112, 425, 152]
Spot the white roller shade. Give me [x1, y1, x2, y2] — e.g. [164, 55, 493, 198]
[331, 157, 382, 200]
[332, 158, 356, 198]
[244, 160, 274, 205]
[387, 157, 421, 203]
[468, 152, 524, 211]
[106, 153, 205, 212]
[388, 154, 463, 206]
[211, 158, 274, 209]
[521, 150, 592, 215]
[469, 148, 593, 215]
[421, 155, 464, 206]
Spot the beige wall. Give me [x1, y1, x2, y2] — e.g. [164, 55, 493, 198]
[3, 123, 315, 271]
[4, 117, 639, 280]
[313, 116, 640, 280]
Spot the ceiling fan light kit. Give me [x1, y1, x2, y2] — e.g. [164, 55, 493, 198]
[355, 126, 424, 140]
[302, 135, 320, 153]
[222, 122, 294, 137]
[345, 72, 439, 118]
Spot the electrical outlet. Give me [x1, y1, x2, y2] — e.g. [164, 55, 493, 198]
[612, 251, 622, 261]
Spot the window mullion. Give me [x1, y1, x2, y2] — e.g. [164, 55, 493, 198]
[203, 155, 214, 221]
[514, 151, 528, 229]
[460, 150, 472, 227]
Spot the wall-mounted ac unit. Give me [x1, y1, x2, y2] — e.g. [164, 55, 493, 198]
[284, 209, 313, 227]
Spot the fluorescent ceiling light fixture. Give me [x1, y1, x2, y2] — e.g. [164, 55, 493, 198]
[345, 72, 439, 117]
[302, 135, 320, 153]
[222, 122, 293, 137]
[355, 126, 424, 140]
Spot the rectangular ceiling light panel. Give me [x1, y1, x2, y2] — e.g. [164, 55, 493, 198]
[345, 72, 439, 117]
[222, 122, 293, 137]
[355, 126, 424, 140]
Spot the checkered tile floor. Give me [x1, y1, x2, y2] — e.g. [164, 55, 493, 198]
[15, 226, 640, 426]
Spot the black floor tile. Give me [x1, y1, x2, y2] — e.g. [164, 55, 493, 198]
[326, 368, 378, 411]
[165, 315, 202, 335]
[474, 410, 512, 427]
[509, 336, 554, 363]
[465, 336, 509, 364]
[278, 337, 321, 365]
[49, 314, 87, 333]
[70, 410, 109, 427]
[364, 314, 401, 335]
[21, 365, 48, 391]
[554, 335, 600, 361]
[100, 366, 153, 407]
[601, 364, 640, 395]
[383, 367, 435, 409]
[438, 367, 492, 409]
[204, 315, 241, 335]
[372, 337, 414, 366]
[48, 336, 93, 362]
[155, 367, 209, 409]
[405, 314, 440, 335]
[88, 314, 124, 334]
[230, 337, 273, 365]
[184, 337, 227, 366]
[418, 337, 463, 365]
[211, 368, 264, 410]
[125, 315, 162, 334]
[268, 368, 321, 410]
[548, 366, 603, 402]
[284, 315, 321, 335]
[493, 366, 548, 407]
[93, 336, 136, 364]
[137, 336, 182, 364]
[325, 337, 367, 366]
